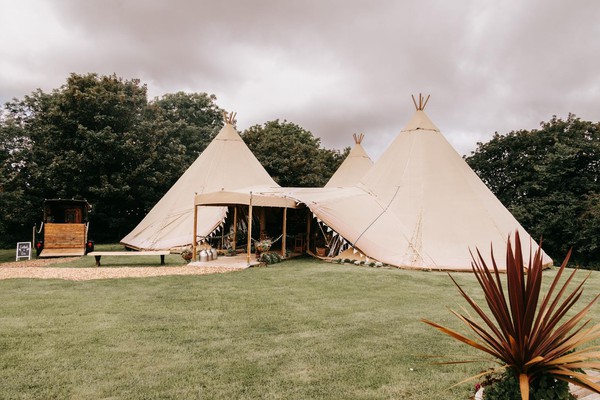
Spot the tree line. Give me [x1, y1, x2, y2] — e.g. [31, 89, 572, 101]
[0, 73, 348, 245]
[465, 114, 600, 267]
[1, 73, 598, 266]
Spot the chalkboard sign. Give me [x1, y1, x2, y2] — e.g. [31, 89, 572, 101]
[16, 242, 32, 261]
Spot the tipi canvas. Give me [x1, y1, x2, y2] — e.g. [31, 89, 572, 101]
[121, 117, 278, 250]
[325, 133, 373, 187]
[285, 96, 552, 270]
[349, 97, 553, 269]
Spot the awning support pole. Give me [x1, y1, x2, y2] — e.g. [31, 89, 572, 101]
[192, 194, 198, 261]
[233, 206, 238, 252]
[247, 192, 253, 265]
[282, 208, 287, 257]
[306, 211, 311, 254]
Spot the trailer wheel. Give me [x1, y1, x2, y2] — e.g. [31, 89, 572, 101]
[85, 240, 94, 254]
[35, 241, 44, 257]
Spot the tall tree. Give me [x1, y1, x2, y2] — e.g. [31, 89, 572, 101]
[0, 112, 34, 244]
[241, 120, 348, 187]
[149, 92, 224, 176]
[0, 74, 224, 244]
[2, 74, 154, 241]
[466, 114, 600, 266]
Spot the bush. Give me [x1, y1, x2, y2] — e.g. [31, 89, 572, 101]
[483, 370, 574, 400]
[260, 252, 282, 265]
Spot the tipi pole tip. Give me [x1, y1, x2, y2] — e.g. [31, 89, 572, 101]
[410, 93, 431, 111]
[223, 111, 237, 125]
[422, 94, 430, 110]
[353, 133, 364, 144]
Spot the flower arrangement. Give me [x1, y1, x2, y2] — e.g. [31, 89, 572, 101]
[181, 247, 193, 261]
[422, 231, 600, 400]
[255, 239, 272, 253]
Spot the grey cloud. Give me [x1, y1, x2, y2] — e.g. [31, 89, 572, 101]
[1, 0, 599, 160]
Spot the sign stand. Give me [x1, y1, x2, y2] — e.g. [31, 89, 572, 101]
[16, 242, 32, 261]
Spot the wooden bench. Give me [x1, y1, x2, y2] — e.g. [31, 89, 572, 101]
[87, 251, 170, 266]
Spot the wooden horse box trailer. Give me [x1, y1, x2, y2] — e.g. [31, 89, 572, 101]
[36, 199, 94, 257]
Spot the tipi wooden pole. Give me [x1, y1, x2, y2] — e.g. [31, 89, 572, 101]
[221, 224, 224, 250]
[246, 193, 253, 265]
[233, 206, 238, 252]
[306, 212, 311, 254]
[192, 200, 198, 261]
[259, 207, 266, 238]
[422, 94, 430, 110]
[282, 208, 287, 257]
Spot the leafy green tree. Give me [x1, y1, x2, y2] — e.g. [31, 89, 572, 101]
[1, 74, 155, 241]
[242, 120, 348, 187]
[125, 92, 224, 228]
[0, 74, 224, 244]
[150, 92, 224, 170]
[466, 114, 600, 266]
[0, 113, 34, 245]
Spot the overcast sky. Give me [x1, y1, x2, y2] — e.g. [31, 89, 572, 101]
[1, 0, 599, 160]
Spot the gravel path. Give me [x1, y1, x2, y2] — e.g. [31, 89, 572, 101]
[1, 257, 80, 268]
[0, 258, 244, 281]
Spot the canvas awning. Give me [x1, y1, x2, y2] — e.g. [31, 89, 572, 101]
[195, 188, 300, 208]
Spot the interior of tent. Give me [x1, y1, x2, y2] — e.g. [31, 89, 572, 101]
[192, 189, 355, 264]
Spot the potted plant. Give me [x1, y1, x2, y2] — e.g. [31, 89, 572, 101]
[181, 247, 193, 262]
[422, 231, 600, 400]
[315, 247, 327, 257]
[255, 239, 272, 252]
[315, 234, 328, 257]
[255, 239, 272, 259]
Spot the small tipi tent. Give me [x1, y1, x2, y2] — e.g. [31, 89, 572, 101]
[121, 113, 278, 250]
[325, 133, 374, 188]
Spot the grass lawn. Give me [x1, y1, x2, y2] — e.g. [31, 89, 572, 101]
[1, 258, 599, 399]
[0, 247, 23, 263]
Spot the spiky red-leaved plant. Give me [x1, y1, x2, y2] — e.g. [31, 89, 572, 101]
[422, 231, 600, 400]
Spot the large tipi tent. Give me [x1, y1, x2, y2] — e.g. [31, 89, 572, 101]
[280, 95, 553, 270]
[121, 114, 278, 250]
[325, 133, 373, 188]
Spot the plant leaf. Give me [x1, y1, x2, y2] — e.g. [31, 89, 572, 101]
[519, 373, 530, 400]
